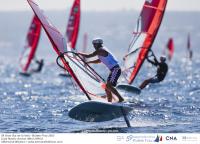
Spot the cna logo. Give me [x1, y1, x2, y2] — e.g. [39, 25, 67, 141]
[155, 135, 162, 142]
[166, 136, 178, 141]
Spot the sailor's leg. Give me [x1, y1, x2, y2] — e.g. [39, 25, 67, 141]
[105, 86, 112, 102]
[139, 78, 151, 89]
[106, 82, 124, 102]
[107, 66, 124, 102]
[190, 50, 193, 59]
[140, 76, 160, 89]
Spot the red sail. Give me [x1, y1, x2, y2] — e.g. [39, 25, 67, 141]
[123, 0, 168, 84]
[166, 38, 174, 60]
[66, 0, 80, 49]
[19, 15, 41, 72]
[27, 0, 108, 101]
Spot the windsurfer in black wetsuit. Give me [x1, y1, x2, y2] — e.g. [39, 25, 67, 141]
[31, 58, 44, 73]
[139, 55, 168, 89]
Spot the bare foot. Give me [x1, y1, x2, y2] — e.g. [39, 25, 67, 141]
[118, 97, 124, 102]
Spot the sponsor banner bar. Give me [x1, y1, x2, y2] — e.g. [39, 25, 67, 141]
[0, 133, 199, 144]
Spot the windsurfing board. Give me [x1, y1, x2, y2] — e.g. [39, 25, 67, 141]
[68, 100, 133, 122]
[19, 72, 31, 77]
[116, 83, 141, 94]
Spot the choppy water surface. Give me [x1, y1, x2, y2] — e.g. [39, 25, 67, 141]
[0, 57, 199, 133]
[1, 10, 200, 133]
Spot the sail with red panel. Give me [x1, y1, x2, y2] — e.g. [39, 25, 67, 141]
[27, 0, 110, 101]
[19, 15, 41, 74]
[59, 0, 81, 77]
[123, 0, 168, 84]
[166, 38, 174, 60]
[66, 0, 80, 49]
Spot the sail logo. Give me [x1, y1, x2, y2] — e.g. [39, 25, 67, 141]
[146, 0, 153, 3]
[73, 6, 79, 13]
[155, 135, 162, 142]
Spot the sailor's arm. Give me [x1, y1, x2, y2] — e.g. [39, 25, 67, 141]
[147, 50, 159, 66]
[78, 51, 98, 58]
[153, 56, 159, 66]
[147, 57, 158, 66]
[87, 59, 101, 64]
[152, 51, 159, 65]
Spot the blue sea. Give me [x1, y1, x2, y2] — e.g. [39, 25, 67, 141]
[0, 57, 199, 133]
[0, 10, 200, 133]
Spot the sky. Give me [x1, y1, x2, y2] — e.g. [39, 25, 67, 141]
[0, 0, 199, 12]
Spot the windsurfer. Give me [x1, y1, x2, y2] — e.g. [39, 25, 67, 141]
[139, 55, 168, 89]
[31, 58, 44, 72]
[189, 50, 193, 60]
[187, 34, 192, 60]
[79, 38, 124, 102]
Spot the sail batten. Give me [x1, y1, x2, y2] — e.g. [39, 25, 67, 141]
[144, 4, 164, 11]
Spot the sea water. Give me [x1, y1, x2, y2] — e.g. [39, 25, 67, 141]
[0, 11, 199, 133]
[0, 57, 199, 133]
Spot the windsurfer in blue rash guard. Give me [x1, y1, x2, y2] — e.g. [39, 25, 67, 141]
[78, 38, 124, 102]
[139, 55, 168, 89]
